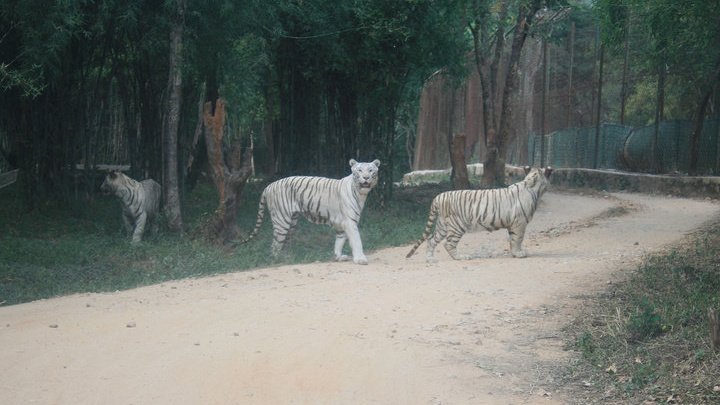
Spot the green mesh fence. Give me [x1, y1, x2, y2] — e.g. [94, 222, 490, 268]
[529, 120, 720, 175]
[625, 120, 720, 174]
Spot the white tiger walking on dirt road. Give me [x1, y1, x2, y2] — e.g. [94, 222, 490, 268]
[407, 166, 552, 261]
[241, 159, 381, 265]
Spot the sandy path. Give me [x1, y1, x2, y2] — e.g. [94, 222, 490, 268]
[1, 191, 718, 405]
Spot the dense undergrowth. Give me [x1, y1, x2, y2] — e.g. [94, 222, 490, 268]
[0, 179, 445, 306]
[563, 219, 720, 404]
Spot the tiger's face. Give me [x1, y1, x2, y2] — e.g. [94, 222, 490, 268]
[522, 166, 553, 190]
[100, 171, 125, 195]
[349, 159, 381, 191]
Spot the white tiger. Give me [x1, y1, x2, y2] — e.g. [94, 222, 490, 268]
[406, 166, 552, 261]
[100, 171, 161, 244]
[242, 159, 381, 264]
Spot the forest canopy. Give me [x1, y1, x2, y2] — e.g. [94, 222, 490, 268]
[0, 0, 469, 209]
[1, 0, 719, 212]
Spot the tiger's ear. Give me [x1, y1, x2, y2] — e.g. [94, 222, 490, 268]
[109, 171, 118, 179]
[372, 159, 381, 167]
[349, 159, 358, 168]
[523, 166, 531, 175]
[544, 166, 553, 178]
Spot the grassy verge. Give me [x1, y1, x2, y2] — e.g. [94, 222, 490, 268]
[563, 219, 720, 404]
[0, 180, 446, 306]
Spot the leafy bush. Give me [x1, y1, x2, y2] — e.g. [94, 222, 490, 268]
[627, 298, 664, 341]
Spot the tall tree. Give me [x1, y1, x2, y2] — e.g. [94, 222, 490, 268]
[163, 0, 186, 232]
[468, 0, 544, 187]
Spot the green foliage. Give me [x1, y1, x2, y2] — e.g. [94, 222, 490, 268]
[626, 298, 663, 341]
[566, 221, 720, 403]
[576, 331, 596, 360]
[0, 179, 437, 306]
[594, 0, 720, 125]
[223, 33, 271, 132]
[0, 63, 44, 97]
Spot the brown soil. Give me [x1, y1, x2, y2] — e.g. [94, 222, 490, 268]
[1, 191, 718, 404]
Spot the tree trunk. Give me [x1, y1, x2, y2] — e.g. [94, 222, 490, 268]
[481, 1, 541, 188]
[450, 134, 470, 189]
[689, 60, 720, 175]
[593, 44, 604, 169]
[202, 98, 254, 244]
[184, 84, 206, 189]
[709, 308, 720, 351]
[446, 83, 469, 190]
[163, 0, 186, 233]
[653, 64, 665, 173]
[482, 129, 506, 187]
[688, 89, 711, 175]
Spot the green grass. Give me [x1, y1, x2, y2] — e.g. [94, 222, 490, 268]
[564, 220, 720, 404]
[0, 179, 444, 306]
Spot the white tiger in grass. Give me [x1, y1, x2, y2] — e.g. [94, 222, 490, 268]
[406, 166, 552, 261]
[100, 171, 161, 244]
[242, 159, 381, 265]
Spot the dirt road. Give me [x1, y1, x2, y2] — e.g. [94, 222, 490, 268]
[1, 191, 718, 405]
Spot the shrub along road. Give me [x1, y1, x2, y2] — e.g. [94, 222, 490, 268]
[1, 191, 718, 404]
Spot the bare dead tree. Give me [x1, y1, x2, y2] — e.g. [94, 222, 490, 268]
[202, 98, 254, 244]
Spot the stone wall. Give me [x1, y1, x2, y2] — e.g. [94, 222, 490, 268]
[550, 168, 720, 198]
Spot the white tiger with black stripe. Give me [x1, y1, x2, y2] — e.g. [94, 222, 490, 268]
[242, 159, 380, 265]
[101, 171, 161, 244]
[406, 166, 552, 261]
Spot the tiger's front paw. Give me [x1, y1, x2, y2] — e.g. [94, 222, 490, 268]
[511, 250, 527, 258]
[336, 254, 350, 262]
[353, 256, 368, 265]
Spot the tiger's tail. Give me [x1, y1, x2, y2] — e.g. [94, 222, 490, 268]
[406, 201, 439, 258]
[239, 192, 267, 244]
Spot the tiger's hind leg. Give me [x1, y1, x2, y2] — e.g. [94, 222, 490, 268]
[270, 212, 298, 257]
[425, 220, 446, 262]
[443, 229, 471, 260]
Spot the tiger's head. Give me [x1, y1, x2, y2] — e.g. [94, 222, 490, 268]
[100, 171, 126, 195]
[350, 159, 381, 192]
[522, 166, 553, 190]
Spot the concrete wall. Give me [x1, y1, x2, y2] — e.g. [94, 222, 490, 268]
[401, 165, 720, 199]
[550, 168, 720, 198]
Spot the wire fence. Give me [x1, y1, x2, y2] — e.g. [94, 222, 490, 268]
[528, 119, 720, 175]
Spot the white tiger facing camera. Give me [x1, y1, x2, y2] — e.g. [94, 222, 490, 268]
[241, 159, 381, 265]
[406, 166, 552, 261]
[100, 171, 161, 244]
